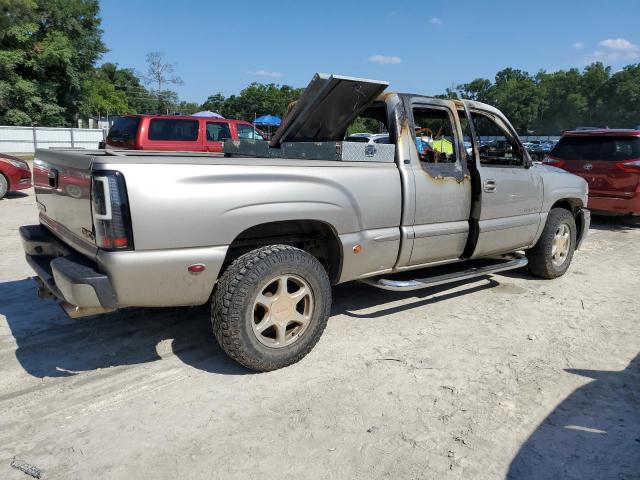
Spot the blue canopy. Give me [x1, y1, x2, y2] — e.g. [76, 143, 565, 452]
[254, 115, 282, 126]
[192, 110, 224, 118]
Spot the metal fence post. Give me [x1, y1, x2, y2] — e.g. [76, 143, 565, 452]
[32, 126, 37, 153]
[70, 128, 75, 148]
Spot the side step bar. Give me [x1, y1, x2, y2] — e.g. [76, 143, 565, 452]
[360, 254, 528, 292]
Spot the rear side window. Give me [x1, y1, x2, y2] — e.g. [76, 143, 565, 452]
[148, 119, 199, 141]
[206, 122, 232, 141]
[107, 117, 140, 141]
[552, 136, 640, 161]
[237, 123, 262, 140]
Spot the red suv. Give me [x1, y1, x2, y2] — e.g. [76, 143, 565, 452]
[544, 129, 640, 215]
[105, 115, 265, 153]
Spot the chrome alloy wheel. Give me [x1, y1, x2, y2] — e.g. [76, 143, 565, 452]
[252, 274, 314, 348]
[551, 223, 571, 267]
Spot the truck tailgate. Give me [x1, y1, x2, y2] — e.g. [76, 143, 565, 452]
[33, 149, 96, 256]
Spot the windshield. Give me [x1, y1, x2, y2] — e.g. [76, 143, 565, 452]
[107, 117, 141, 142]
[552, 136, 640, 161]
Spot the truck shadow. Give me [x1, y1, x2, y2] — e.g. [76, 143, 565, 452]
[2, 276, 500, 377]
[507, 354, 640, 479]
[0, 191, 29, 200]
[0, 278, 247, 377]
[333, 277, 499, 319]
[589, 214, 639, 232]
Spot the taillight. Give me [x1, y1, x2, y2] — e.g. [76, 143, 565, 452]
[615, 160, 640, 173]
[91, 171, 134, 250]
[542, 156, 566, 169]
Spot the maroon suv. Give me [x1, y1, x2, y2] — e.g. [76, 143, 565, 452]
[544, 129, 640, 215]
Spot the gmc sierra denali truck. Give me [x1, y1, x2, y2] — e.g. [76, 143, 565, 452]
[21, 74, 590, 371]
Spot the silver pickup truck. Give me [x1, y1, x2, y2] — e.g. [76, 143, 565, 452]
[21, 74, 590, 371]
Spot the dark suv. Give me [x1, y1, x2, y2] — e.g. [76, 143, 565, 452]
[544, 129, 640, 215]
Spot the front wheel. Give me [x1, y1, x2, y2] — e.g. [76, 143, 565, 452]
[526, 208, 577, 279]
[211, 245, 331, 372]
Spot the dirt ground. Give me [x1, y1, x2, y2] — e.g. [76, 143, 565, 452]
[0, 189, 638, 480]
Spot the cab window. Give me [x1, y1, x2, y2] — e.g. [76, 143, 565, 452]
[206, 122, 232, 142]
[345, 102, 389, 138]
[412, 106, 458, 164]
[470, 111, 525, 167]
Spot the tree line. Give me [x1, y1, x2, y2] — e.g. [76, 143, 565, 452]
[438, 64, 640, 134]
[1, 0, 639, 133]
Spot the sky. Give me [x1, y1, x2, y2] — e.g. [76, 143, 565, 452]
[99, 0, 640, 103]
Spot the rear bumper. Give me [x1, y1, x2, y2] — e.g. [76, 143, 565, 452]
[21, 225, 117, 316]
[588, 193, 640, 215]
[20, 224, 229, 317]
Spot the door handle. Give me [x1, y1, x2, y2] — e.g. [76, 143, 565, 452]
[483, 179, 496, 192]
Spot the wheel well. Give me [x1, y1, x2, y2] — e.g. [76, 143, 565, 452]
[223, 220, 343, 284]
[551, 198, 582, 214]
[551, 198, 585, 242]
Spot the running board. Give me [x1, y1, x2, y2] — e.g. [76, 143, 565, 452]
[360, 254, 528, 292]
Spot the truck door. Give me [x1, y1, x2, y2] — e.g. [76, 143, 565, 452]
[405, 99, 472, 266]
[465, 107, 543, 257]
[205, 121, 232, 152]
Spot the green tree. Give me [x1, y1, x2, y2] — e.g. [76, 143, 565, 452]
[440, 62, 639, 134]
[347, 117, 381, 135]
[0, 0, 106, 125]
[95, 62, 155, 114]
[602, 64, 640, 128]
[174, 100, 201, 115]
[201, 93, 225, 114]
[79, 73, 129, 118]
[490, 68, 541, 133]
[456, 78, 494, 103]
[535, 68, 587, 133]
[581, 62, 611, 126]
[216, 83, 304, 120]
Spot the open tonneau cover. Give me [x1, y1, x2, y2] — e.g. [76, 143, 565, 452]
[269, 73, 389, 147]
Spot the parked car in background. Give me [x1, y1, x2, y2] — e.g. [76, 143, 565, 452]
[105, 115, 265, 153]
[345, 133, 390, 144]
[544, 129, 640, 215]
[0, 153, 32, 199]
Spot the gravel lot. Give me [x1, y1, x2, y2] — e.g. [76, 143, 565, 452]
[1, 189, 638, 480]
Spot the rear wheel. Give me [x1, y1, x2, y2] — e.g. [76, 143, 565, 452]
[526, 208, 577, 279]
[0, 174, 8, 199]
[211, 245, 331, 371]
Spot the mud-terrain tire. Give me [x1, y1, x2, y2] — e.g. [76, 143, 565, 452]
[0, 173, 8, 199]
[526, 208, 576, 279]
[211, 245, 331, 371]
